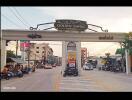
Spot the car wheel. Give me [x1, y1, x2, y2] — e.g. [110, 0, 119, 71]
[74, 74, 77, 76]
[63, 74, 66, 77]
[6, 77, 9, 80]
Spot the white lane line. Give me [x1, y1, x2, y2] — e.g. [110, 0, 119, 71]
[61, 80, 95, 84]
[60, 83, 101, 88]
[59, 87, 104, 91]
[62, 78, 92, 80]
[61, 78, 92, 81]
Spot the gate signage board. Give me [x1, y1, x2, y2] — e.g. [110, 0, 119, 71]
[54, 19, 88, 31]
[99, 35, 114, 40]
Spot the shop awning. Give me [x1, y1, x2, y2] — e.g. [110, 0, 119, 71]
[6, 57, 27, 64]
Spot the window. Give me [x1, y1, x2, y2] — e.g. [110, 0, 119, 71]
[42, 51, 45, 53]
[36, 51, 39, 53]
[36, 47, 39, 49]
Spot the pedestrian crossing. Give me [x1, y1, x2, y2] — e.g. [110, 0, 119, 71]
[59, 76, 105, 92]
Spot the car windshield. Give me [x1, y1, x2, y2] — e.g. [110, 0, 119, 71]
[86, 63, 90, 66]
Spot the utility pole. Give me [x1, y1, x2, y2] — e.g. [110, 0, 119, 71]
[35, 53, 36, 62]
[23, 42, 25, 61]
[28, 42, 31, 67]
[16, 40, 18, 58]
[120, 42, 124, 72]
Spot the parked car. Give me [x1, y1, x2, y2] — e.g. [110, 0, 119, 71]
[63, 67, 78, 77]
[83, 63, 93, 70]
[41, 64, 45, 69]
[91, 60, 97, 68]
[44, 64, 52, 69]
[63, 63, 78, 77]
[52, 63, 56, 67]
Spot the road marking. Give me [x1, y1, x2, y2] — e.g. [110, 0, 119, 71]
[59, 75, 105, 92]
[83, 75, 113, 91]
[61, 81, 96, 84]
[59, 87, 104, 91]
[60, 83, 102, 88]
[54, 74, 61, 91]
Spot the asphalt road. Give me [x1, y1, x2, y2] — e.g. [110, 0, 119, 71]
[1, 66, 132, 92]
[1, 67, 61, 92]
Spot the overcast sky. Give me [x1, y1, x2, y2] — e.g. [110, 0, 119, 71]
[1, 7, 132, 57]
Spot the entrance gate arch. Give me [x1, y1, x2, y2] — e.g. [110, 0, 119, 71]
[1, 29, 131, 74]
[1, 18, 132, 74]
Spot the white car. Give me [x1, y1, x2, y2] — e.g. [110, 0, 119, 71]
[83, 63, 93, 70]
[44, 64, 52, 69]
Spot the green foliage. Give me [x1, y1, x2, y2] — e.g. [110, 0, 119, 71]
[7, 50, 16, 58]
[129, 48, 132, 55]
[120, 33, 132, 55]
[115, 48, 125, 55]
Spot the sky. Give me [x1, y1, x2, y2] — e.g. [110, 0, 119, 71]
[1, 7, 132, 57]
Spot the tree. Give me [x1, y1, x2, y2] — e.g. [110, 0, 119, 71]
[121, 33, 132, 55]
[115, 48, 125, 55]
[6, 40, 11, 46]
[129, 48, 132, 55]
[25, 42, 32, 67]
[7, 50, 16, 58]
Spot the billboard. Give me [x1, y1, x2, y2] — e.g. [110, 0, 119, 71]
[20, 41, 30, 51]
[67, 41, 77, 67]
[68, 52, 76, 63]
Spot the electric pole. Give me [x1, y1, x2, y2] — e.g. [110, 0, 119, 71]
[16, 40, 18, 58]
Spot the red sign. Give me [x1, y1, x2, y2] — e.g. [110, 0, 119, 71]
[20, 42, 30, 51]
[20, 42, 30, 47]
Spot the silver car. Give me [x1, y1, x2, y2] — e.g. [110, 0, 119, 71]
[83, 63, 93, 70]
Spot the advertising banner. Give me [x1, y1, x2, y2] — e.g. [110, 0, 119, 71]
[68, 52, 76, 63]
[20, 41, 30, 51]
[67, 41, 77, 68]
[68, 52, 76, 68]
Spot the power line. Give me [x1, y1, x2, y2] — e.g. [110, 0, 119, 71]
[2, 14, 23, 28]
[8, 7, 29, 29]
[13, 7, 31, 27]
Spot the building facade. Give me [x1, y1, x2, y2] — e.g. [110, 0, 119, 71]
[26, 43, 53, 64]
[53, 56, 62, 66]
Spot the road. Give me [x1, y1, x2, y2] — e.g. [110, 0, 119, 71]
[1, 66, 132, 92]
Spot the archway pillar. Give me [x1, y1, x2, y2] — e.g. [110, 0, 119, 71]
[62, 41, 82, 76]
[125, 49, 131, 74]
[1, 39, 6, 68]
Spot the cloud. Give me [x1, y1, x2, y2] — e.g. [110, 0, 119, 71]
[81, 42, 120, 56]
[36, 7, 132, 32]
[4, 7, 132, 57]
